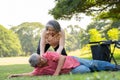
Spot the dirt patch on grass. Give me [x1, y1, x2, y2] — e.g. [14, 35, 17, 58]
[0, 57, 29, 65]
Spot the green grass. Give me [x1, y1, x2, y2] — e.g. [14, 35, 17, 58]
[0, 64, 120, 80]
[1, 56, 120, 80]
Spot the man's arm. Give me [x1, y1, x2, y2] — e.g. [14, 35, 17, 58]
[8, 72, 35, 78]
[53, 55, 66, 76]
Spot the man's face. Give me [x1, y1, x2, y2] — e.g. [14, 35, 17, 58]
[37, 56, 47, 67]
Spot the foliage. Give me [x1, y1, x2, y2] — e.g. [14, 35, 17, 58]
[86, 20, 120, 41]
[0, 25, 23, 57]
[111, 20, 120, 28]
[65, 25, 87, 51]
[86, 20, 110, 31]
[49, 0, 120, 20]
[11, 22, 44, 55]
[88, 29, 106, 42]
[107, 28, 119, 40]
[65, 20, 120, 52]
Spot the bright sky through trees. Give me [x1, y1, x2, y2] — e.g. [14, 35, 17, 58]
[0, 0, 92, 29]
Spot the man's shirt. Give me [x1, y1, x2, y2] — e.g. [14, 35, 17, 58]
[32, 51, 80, 75]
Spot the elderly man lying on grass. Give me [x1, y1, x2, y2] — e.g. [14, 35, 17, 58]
[9, 51, 120, 78]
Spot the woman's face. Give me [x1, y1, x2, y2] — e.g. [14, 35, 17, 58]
[46, 26, 57, 35]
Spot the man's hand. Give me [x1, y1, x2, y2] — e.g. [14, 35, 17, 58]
[8, 74, 21, 78]
[8, 73, 34, 78]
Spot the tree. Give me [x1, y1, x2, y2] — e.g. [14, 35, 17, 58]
[86, 19, 120, 40]
[65, 25, 87, 51]
[49, 0, 120, 20]
[86, 20, 109, 31]
[11, 22, 44, 55]
[65, 30, 77, 51]
[0, 25, 23, 57]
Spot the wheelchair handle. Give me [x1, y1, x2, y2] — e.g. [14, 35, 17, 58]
[89, 40, 119, 44]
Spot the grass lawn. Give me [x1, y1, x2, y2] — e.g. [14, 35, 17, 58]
[0, 57, 120, 80]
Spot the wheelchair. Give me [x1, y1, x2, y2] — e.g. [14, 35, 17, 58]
[89, 40, 120, 65]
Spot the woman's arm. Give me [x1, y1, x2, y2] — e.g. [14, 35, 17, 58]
[56, 29, 65, 54]
[8, 72, 35, 78]
[40, 29, 46, 56]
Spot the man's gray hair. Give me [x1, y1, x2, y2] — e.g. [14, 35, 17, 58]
[46, 20, 61, 32]
[29, 53, 40, 67]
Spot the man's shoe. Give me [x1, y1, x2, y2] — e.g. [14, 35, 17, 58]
[104, 66, 115, 71]
[115, 65, 120, 71]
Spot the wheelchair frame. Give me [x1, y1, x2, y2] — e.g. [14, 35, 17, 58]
[89, 40, 120, 65]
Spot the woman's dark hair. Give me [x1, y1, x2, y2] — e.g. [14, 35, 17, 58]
[46, 20, 61, 32]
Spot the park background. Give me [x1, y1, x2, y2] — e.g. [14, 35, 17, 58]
[0, 0, 120, 80]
